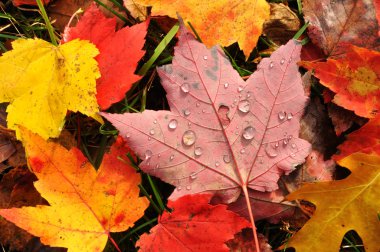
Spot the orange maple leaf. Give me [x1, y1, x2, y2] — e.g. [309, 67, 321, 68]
[0, 129, 149, 252]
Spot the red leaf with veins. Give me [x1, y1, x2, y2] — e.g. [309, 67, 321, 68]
[136, 194, 250, 252]
[102, 22, 311, 204]
[63, 4, 147, 110]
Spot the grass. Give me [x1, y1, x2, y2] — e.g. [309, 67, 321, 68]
[0, 0, 366, 251]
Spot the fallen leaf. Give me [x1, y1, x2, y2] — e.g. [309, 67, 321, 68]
[134, 0, 270, 57]
[302, 0, 380, 57]
[327, 103, 367, 136]
[64, 4, 148, 110]
[0, 130, 149, 252]
[12, 0, 50, 7]
[334, 116, 380, 161]
[376, 0, 380, 36]
[301, 44, 380, 118]
[0, 38, 101, 139]
[102, 21, 311, 204]
[137, 194, 250, 252]
[262, 3, 300, 46]
[227, 229, 272, 252]
[123, 0, 147, 21]
[287, 152, 380, 252]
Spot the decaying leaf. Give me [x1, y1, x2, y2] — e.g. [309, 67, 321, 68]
[0, 38, 101, 139]
[227, 230, 272, 252]
[303, 0, 380, 57]
[123, 0, 147, 21]
[12, 0, 50, 6]
[102, 21, 311, 204]
[64, 4, 148, 110]
[137, 194, 250, 252]
[133, 0, 270, 57]
[301, 45, 380, 118]
[287, 152, 380, 252]
[0, 130, 149, 252]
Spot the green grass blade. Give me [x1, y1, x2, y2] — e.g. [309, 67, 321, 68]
[187, 21, 202, 42]
[137, 23, 179, 76]
[146, 174, 165, 211]
[94, 0, 128, 23]
[118, 217, 158, 243]
[138, 184, 162, 214]
[293, 22, 309, 40]
[36, 0, 57, 46]
[297, 0, 303, 15]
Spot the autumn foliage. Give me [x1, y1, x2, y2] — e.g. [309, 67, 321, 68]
[0, 1, 379, 252]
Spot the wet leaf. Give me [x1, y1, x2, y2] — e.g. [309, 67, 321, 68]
[0, 130, 149, 252]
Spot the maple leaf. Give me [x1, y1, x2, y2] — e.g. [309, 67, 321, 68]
[63, 4, 148, 110]
[0, 38, 101, 139]
[136, 194, 250, 252]
[0, 129, 149, 252]
[334, 116, 380, 161]
[12, 0, 50, 6]
[302, 0, 380, 57]
[287, 152, 380, 252]
[133, 0, 270, 57]
[102, 22, 311, 204]
[301, 44, 380, 118]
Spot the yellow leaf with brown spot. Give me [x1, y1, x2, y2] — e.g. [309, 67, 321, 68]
[134, 0, 270, 57]
[287, 152, 380, 252]
[0, 38, 101, 139]
[301, 45, 380, 118]
[0, 128, 149, 252]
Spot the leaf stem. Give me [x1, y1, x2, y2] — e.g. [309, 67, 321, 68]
[242, 185, 261, 252]
[36, 0, 57, 46]
[108, 236, 121, 252]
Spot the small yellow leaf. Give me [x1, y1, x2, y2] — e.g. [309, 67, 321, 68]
[0, 38, 101, 139]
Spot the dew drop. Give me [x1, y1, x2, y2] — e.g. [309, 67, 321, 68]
[242, 126, 255, 140]
[153, 120, 157, 124]
[170, 154, 174, 161]
[194, 147, 203, 156]
[269, 61, 274, 68]
[181, 83, 190, 93]
[215, 161, 220, 167]
[275, 142, 279, 148]
[238, 86, 244, 92]
[291, 143, 297, 149]
[238, 100, 250, 113]
[196, 102, 200, 107]
[148, 137, 151, 141]
[188, 122, 191, 127]
[168, 119, 178, 129]
[202, 109, 206, 113]
[182, 130, 196, 146]
[186, 185, 191, 190]
[224, 82, 229, 88]
[177, 186, 182, 191]
[278, 111, 286, 121]
[235, 131, 239, 135]
[240, 148, 246, 154]
[145, 150, 153, 160]
[247, 93, 251, 98]
[184, 109, 191, 116]
[288, 135, 293, 140]
[158, 154, 161, 157]
[290, 153, 296, 157]
[287, 113, 293, 120]
[280, 58, 285, 65]
[223, 155, 231, 163]
[126, 133, 131, 138]
[190, 172, 197, 180]
[149, 129, 155, 135]
[265, 144, 278, 158]
[203, 55, 208, 60]
[288, 57, 292, 63]
[155, 164, 159, 169]
[283, 139, 288, 145]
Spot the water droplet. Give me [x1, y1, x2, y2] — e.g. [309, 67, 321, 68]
[290, 153, 296, 157]
[278, 111, 286, 121]
[170, 154, 174, 161]
[168, 119, 178, 129]
[215, 161, 220, 167]
[223, 155, 231, 163]
[188, 122, 191, 127]
[238, 86, 244, 92]
[233, 99, 238, 104]
[242, 126, 255, 140]
[196, 102, 200, 107]
[186, 185, 191, 190]
[202, 109, 206, 113]
[280, 58, 285, 65]
[235, 131, 239, 135]
[155, 164, 159, 169]
[287, 113, 293, 120]
[153, 120, 157, 124]
[288, 135, 293, 140]
[194, 147, 203, 156]
[203, 55, 208, 60]
[288, 57, 292, 63]
[190, 172, 197, 180]
[283, 139, 288, 145]
[240, 148, 246, 154]
[149, 129, 155, 135]
[177, 186, 182, 191]
[184, 109, 191, 116]
[269, 61, 274, 68]
[224, 82, 229, 88]
[275, 142, 279, 148]
[181, 83, 190, 93]
[238, 100, 250, 113]
[291, 143, 296, 149]
[145, 150, 152, 160]
[148, 137, 151, 141]
[265, 144, 278, 158]
[126, 133, 130, 138]
[158, 154, 161, 157]
[182, 130, 196, 146]
[247, 94, 251, 98]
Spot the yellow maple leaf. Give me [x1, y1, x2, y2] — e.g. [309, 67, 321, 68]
[287, 152, 380, 252]
[0, 128, 149, 251]
[0, 38, 101, 139]
[135, 0, 270, 57]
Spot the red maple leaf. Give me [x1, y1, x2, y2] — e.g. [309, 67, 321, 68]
[63, 4, 148, 110]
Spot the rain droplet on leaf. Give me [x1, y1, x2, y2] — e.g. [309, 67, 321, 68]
[149, 129, 155, 135]
[269, 61, 274, 68]
[238, 86, 243, 92]
[240, 148, 246, 154]
[182, 130, 196, 146]
[238, 100, 250, 113]
[194, 147, 203, 156]
[223, 155, 231, 163]
[145, 150, 153, 160]
[215, 161, 220, 167]
[181, 83, 190, 93]
[170, 154, 174, 161]
[184, 109, 191, 116]
[280, 58, 285, 65]
[242, 126, 255, 140]
[265, 144, 278, 158]
[224, 82, 229, 88]
[153, 120, 157, 124]
[168, 119, 178, 129]
[190, 172, 197, 180]
[291, 143, 297, 149]
[287, 113, 293, 120]
[186, 185, 191, 190]
[278, 111, 286, 121]
[203, 56, 208, 60]
[177, 186, 182, 191]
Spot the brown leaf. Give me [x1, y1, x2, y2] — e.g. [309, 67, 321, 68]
[227, 229, 272, 252]
[327, 103, 367, 136]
